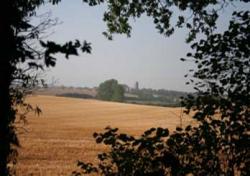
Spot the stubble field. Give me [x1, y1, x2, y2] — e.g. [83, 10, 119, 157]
[16, 95, 194, 175]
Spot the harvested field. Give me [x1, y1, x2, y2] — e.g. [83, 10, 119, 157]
[16, 95, 194, 176]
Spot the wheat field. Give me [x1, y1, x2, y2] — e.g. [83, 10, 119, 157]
[16, 95, 194, 176]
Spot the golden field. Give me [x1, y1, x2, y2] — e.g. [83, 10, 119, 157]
[16, 95, 194, 176]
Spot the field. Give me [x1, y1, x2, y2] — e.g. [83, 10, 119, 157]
[16, 95, 194, 176]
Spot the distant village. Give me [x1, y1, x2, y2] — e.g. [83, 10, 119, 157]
[36, 81, 190, 107]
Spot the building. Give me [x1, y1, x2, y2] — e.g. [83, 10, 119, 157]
[135, 81, 139, 90]
[121, 84, 130, 92]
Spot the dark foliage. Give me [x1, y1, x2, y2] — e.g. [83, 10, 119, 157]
[181, 11, 250, 175]
[0, 0, 90, 175]
[83, 0, 249, 42]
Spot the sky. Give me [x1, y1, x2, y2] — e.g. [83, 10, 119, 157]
[35, 0, 249, 92]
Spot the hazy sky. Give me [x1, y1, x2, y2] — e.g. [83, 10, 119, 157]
[36, 1, 248, 92]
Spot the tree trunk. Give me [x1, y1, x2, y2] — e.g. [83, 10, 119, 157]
[0, 2, 16, 174]
[0, 61, 12, 175]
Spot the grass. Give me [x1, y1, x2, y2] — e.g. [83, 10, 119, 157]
[16, 95, 194, 176]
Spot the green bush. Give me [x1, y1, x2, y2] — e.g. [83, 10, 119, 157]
[97, 79, 125, 102]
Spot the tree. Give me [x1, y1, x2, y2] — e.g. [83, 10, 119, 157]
[0, 1, 91, 175]
[97, 79, 125, 102]
[180, 11, 250, 175]
[112, 84, 125, 102]
[72, 1, 249, 176]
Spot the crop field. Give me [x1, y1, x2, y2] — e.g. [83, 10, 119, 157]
[16, 95, 195, 176]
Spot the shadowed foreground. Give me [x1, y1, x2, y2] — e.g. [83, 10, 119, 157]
[16, 95, 194, 175]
